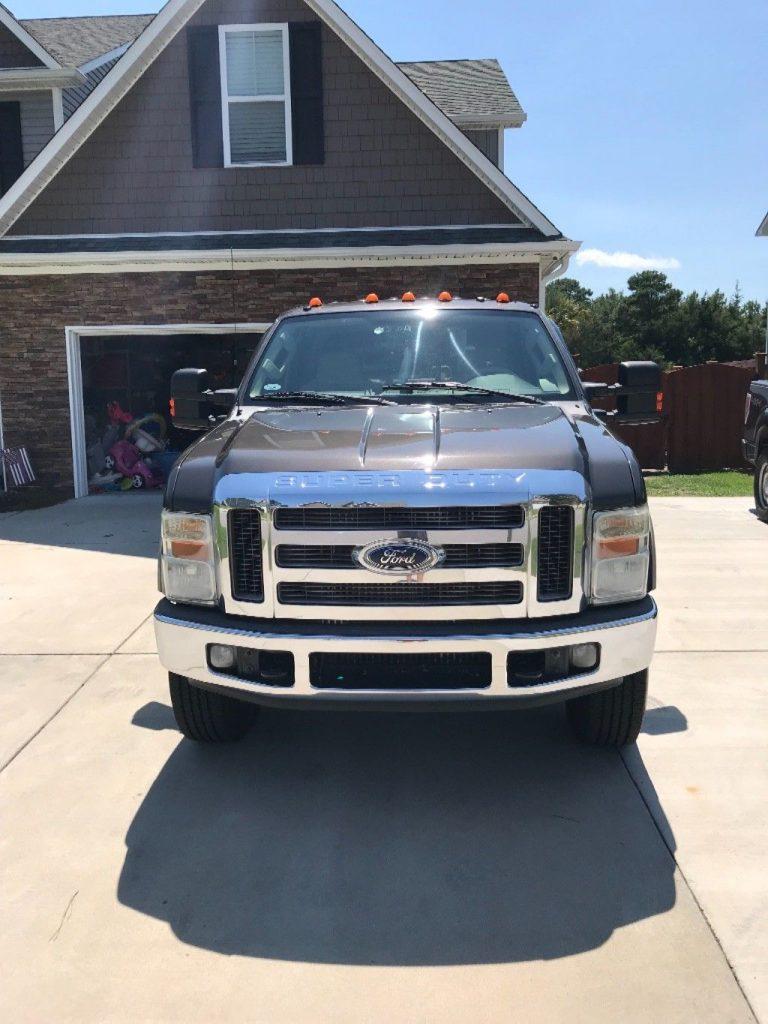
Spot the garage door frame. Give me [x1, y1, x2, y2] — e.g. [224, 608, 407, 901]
[65, 322, 271, 498]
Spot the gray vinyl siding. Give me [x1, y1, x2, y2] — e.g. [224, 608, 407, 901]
[2, 91, 55, 166]
[63, 54, 122, 120]
[0, 24, 44, 68]
[12, 0, 516, 235]
[464, 130, 500, 168]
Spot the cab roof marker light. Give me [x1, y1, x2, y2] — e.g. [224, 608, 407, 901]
[438, 291, 453, 302]
[402, 291, 416, 302]
[496, 292, 511, 303]
[307, 296, 323, 309]
[364, 293, 379, 304]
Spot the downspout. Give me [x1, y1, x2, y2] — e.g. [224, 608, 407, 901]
[539, 254, 571, 314]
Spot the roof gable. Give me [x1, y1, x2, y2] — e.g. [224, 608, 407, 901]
[0, 4, 60, 68]
[398, 59, 526, 129]
[20, 14, 155, 69]
[0, 0, 562, 238]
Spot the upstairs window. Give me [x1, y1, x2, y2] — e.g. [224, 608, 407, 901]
[219, 24, 292, 166]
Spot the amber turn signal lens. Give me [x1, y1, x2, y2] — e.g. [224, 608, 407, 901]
[170, 539, 207, 559]
[402, 291, 416, 302]
[496, 292, 510, 303]
[308, 297, 323, 308]
[656, 391, 663, 414]
[169, 398, 176, 417]
[596, 536, 640, 559]
[365, 293, 379, 303]
[438, 291, 452, 302]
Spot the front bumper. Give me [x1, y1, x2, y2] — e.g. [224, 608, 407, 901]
[154, 597, 657, 708]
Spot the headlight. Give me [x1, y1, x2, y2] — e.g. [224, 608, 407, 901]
[161, 512, 216, 605]
[589, 505, 650, 605]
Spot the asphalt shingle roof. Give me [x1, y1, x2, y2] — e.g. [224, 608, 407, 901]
[15, 14, 523, 130]
[397, 58, 525, 126]
[19, 13, 154, 67]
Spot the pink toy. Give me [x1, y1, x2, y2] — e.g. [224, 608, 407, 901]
[104, 440, 163, 489]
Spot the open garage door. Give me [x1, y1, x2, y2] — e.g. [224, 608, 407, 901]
[67, 325, 269, 498]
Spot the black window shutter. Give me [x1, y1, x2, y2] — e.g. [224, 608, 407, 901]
[0, 102, 24, 196]
[187, 25, 224, 168]
[289, 21, 325, 165]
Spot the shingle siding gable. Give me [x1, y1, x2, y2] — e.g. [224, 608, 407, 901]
[0, 23, 45, 69]
[11, 0, 516, 235]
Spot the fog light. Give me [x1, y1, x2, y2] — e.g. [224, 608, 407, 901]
[209, 644, 236, 670]
[570, 643, 599, 670]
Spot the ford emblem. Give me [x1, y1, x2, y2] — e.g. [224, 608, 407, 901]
[354, 539, 445, 575]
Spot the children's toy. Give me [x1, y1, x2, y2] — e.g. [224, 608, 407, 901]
[104, 440, 163, 489]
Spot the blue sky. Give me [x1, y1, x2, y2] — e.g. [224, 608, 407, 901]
[12, 0, 768, 301]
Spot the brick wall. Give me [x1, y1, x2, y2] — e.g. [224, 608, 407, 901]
[13, 0, 516, 235]
[0, 262, 539, 493]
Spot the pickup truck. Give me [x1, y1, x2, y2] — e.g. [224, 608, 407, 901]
[154, 294, 660, 747]
[744, 379, 768, 514]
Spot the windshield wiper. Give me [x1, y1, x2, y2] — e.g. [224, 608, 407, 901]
[380, 380, 545, 405]
[255, 391, 396, 406]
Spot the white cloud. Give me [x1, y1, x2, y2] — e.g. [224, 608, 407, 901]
[575, 248, 681, 272]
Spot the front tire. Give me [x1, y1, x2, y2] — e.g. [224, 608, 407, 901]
[754, 450, 768, 515]
[566, 670, 648, 747]
[168, 673, 256, 742]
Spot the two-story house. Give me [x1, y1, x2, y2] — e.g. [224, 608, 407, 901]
[0, 0, 577, 498]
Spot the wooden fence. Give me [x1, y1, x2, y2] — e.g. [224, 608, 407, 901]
[581, 361, 755, 472]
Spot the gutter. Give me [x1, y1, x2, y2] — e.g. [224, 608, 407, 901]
[0, 240, 581, 277]
[0, 67, 86, 91]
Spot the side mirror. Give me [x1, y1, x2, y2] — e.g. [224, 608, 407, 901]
[616, 361, 662, 423]
[170, 369, 237, 431]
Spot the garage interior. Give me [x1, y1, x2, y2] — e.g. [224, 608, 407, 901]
[79, 331, 263, 494]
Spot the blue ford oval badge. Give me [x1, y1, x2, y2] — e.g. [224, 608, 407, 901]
[354, 539, 445, 575]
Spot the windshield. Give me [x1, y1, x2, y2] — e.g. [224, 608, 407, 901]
[245, 309, 576, 403]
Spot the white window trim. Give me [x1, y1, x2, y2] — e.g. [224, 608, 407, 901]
[218, 23, 293, 168]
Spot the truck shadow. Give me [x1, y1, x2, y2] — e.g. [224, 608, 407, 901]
[118, 706, 676, 965]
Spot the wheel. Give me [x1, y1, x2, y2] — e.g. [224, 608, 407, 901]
[168, 673, 256, 742]
[754, 450, 768, 514]
[130, 473, 145, 489]
[566, 670, 648, 747]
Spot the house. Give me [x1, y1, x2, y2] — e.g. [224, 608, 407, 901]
[0, 0, 578, 498]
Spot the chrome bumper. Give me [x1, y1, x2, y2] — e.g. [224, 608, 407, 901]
[154, 598, 657, 705]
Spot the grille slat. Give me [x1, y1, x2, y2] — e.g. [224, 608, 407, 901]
[537, 506, 574, 601]
[275, 542, 524, 570]
[310, 652, 492, 690]
[229, 510, 264, 602]
[274, 505, 524, 531]
[278, 581, 523, 607]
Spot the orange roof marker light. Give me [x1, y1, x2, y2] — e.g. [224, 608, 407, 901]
[364, 293, 380, 304]
[402, 291, 416, 302]
[438, 291, 453, 303]
[496, 292, 511, 304]
[308, 297, 323, 308]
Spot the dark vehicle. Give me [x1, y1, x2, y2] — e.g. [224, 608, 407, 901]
[744, 379, 768, 514]
[154, 295, 661, 747]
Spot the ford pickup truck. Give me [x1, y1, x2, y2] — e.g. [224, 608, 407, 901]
[744, 378, 768, 515]
[154, 294, 660, 747]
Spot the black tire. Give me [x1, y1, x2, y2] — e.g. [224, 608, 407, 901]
[566, 670, 648, 747]
[168, 673, 256, 742]
[754, 450, 768, 514]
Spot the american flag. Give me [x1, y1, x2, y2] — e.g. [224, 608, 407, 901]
[1, 446, 36, 488]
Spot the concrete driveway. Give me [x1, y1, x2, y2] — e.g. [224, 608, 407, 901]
[1, 494, 765, 1023]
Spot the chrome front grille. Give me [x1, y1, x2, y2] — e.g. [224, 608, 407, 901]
[537, 506, 574, 601]
[218, 472, 586, 622]
[228, 509, 264, 602]
[277, 580, 524, 607]
[274, 505, 524, 531]
[275, 542, 524, 570]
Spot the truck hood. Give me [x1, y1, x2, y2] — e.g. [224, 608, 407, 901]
[167, 403, 644, 512]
